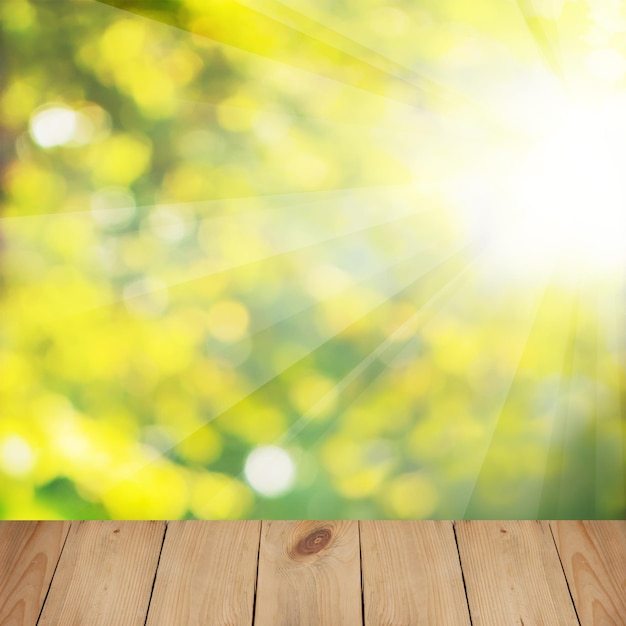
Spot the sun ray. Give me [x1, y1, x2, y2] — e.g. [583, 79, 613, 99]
[591, 287, 603, 521]
[462, 273, 583, 519]
[90, 240, 479, 506]
[333, 251, 558, 519]
[231, 0, 507, 127]
[195, 236, 457, 343]
[152, 222, 456, 374]
[275, 246, 486, 447]
[191, 245, 486, 516]
[93, 210, 441, 317]
[613, 281, 626, 517]
[552, 276, 602, 518]
[618, 287, 626, 516]
[93, 0, 515, 139]
[514, 0, 564, 76]
[537, 278, 582, 518]
[422, 267, 555, 518]
[5, 186, 450, 320]
[594, 279, 626, 517]
[178, 95, 467, 138]
[166, 240, 477, 439]
[0, 181, 416, 222]
[92, 0, 431, 108]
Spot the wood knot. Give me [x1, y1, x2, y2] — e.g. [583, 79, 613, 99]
[296, 528, 332, 555]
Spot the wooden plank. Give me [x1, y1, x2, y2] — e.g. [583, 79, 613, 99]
[455, 520, 579, 626]
[0, 521, 71, 625]
[254, 520, 361, 625]
[360, 520, 471, 625]
[146, 521, 260, 626]
[38, 521, 165, 626]
[551, 520, 626, 626]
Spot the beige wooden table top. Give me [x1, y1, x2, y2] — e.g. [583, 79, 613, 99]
[0, 520, 624, 625]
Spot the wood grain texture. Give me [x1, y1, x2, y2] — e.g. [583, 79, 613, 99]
[551, 520, 626, 626]
[0, 521, 70, 626]
[360, 520, 471, 626]
[455, 520, 579, 626]
[2, 520, 625, 625]
[146, 520, 260, 626]
[38, 521, 165, 626]
[254, 520, 361, 625]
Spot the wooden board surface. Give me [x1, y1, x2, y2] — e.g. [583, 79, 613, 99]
[360, 520, 471, 626]
[455, 520, 580, 626]
[551, 520, 626, 626]
[254, 520, 362, 625]
[0, 521, 70, 626]
[2, 520, 624, 625]
[146, 520, 261, 626]
[38, 521, 165, 626]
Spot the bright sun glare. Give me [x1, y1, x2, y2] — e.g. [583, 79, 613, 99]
[462, 90, 626, 280]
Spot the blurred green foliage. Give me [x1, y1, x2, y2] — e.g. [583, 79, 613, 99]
[0, 0, 624, 519]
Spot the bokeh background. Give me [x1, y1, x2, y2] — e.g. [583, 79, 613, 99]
[1, 0, 625, 519]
